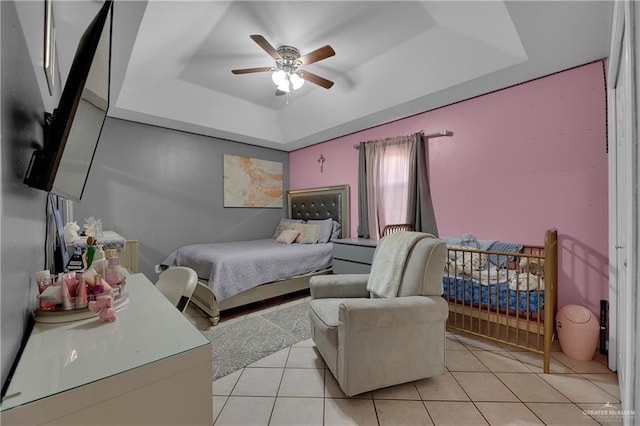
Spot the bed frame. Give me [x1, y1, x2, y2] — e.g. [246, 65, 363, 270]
[190, 185, 350, 325]
[444, 228, 558, 373]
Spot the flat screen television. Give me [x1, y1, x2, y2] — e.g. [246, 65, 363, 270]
[24, 0, 113, 202]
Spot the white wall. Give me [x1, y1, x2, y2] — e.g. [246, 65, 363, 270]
[607, 1, 640, 422]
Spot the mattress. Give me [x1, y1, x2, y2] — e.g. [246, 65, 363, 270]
[161, 239, 333, 301]
[443, 276, 545, 314]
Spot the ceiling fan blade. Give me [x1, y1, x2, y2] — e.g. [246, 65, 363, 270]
[231, 66, 272, 75]
[299, 71, 334, 89]
[250, 35, 281, 60]
[275, 89, 287, 96]
[298, 45, 335, 66]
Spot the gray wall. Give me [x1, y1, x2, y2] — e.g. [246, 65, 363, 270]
[1, 1, 54, 389]
[1, 0, 288, 391]
[73, 118, 290, 281]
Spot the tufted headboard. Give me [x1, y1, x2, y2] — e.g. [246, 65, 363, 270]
[287, 185, 350, 239]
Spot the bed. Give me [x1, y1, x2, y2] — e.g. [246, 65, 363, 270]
[161, 185, 350, 325]
[442, 228, 558, 373]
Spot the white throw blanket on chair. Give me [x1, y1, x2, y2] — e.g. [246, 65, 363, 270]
[367, 232, 432, 298]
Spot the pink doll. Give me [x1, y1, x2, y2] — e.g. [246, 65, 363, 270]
[88, 295, 117, 322]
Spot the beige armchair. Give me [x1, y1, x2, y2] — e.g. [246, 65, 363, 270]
[308, 233, 448, 397]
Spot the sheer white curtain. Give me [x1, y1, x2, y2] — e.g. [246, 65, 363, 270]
[357, 132, 438, 239]
[364, 135, 416, 238]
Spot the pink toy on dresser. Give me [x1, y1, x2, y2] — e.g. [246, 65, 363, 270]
[88, 295, 117, 321]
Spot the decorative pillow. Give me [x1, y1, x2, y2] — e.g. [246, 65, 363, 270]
[305, 218, 334, 243]
[296, 223, 320, 244]
[330, 220, 342, 240]
[276, 229, 300, 244]
[272, 218, 304, 238]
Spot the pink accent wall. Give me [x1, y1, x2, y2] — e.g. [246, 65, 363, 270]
[290, 61, 609, 315]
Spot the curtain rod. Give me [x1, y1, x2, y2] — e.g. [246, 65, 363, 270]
[353, 130, 453, 150]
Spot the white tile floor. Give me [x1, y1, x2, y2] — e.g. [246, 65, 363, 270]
[185, 293, 621, 426]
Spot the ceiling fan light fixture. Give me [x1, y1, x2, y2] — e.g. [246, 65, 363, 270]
[233, 35, 334, 95]
[272, 69, 303, 92]
[272, 70, 287, 86]
[277, 82, 290, 93]
[290, 73, 304, 90]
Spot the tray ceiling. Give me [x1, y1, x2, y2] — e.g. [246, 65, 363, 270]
[53, 1, 613, 152]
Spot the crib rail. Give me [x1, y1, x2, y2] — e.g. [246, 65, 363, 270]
[444, 229, 558, 373]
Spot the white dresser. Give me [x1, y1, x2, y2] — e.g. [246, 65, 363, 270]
[1, 274, 212, 425]
[66, 231, 139, 273]
[119, 239, 139, 273]
[332, 238, 378, 274]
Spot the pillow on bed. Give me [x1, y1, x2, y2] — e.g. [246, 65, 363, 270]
[276, 229, 300, 244]
[305, 218, 334, 243]
[296, 223, 320, 244]
[331, 220, 342, 240]
[272, 218, 304, 238]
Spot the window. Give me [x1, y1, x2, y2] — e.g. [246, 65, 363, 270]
[364, 137, 415, 237]
[358, 132, 437, 239]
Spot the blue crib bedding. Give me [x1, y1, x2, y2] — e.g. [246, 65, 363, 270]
[443, 276, 544, 314]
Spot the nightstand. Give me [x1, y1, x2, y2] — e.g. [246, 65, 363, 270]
[331, 238, 378, 274]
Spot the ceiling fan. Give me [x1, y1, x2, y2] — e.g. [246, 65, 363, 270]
[232, 35, 335, 96]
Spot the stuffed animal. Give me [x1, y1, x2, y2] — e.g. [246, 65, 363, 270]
[64, 221, 81, 243]
[88, 295, 117, 322]
[519, 257, 544, 277]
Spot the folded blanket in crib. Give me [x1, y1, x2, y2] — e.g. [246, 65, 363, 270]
[508, 272, 545, 291]
[488, 241, 524, 266]
[441, 234, 495, 250]
[442, 234, 523, 267]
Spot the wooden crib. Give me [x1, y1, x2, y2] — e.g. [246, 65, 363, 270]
[443, 228, 558, 373]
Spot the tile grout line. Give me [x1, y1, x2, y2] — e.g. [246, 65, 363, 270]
[266, 346, 292, 425]
[211, 308, 619, 425]
[457, 346, 551, 424]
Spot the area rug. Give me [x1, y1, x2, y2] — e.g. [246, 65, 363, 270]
[202, 301, 310, 380]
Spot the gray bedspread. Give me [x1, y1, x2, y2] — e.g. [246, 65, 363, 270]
[161, 239, 333, 301]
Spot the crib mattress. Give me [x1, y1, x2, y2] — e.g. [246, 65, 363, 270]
[443, 276, 544, 314]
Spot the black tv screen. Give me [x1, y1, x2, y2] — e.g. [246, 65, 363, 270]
[24, 0, 112, 202]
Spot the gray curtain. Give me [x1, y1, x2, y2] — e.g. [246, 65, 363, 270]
[357, 142, 370, 238]
[412, 133, 438, 236]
